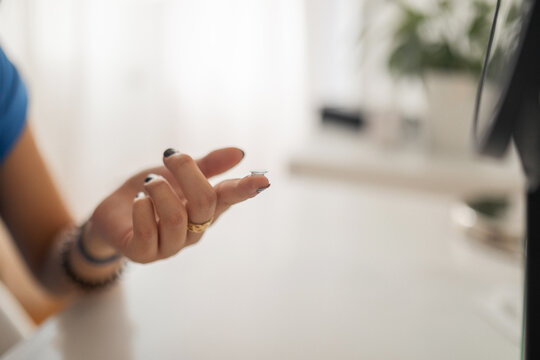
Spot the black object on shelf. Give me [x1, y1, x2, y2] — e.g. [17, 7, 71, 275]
[319, 107, 366, 131]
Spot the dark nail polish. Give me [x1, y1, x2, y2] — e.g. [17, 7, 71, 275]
[144, 174, 156, 183]
[256, 184, 271, 193]
[164, 148, 179, 158]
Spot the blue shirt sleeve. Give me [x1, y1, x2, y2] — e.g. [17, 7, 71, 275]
[0, 46, 28, 165]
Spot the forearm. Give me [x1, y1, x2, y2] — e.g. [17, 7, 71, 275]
[0, 126, 122, 297]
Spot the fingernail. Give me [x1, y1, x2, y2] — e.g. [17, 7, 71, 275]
[250, 169, 268, 176]
[135, 192, 145, 199]
[144, 174, 158, 183]
[256, 184, 271, 193]
[164, 148, 179, 158]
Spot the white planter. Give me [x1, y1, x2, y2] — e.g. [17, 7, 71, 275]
[423, 71, 478, 159]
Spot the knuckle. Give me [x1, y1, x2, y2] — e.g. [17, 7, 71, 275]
[161, 211, 186, 227]
[217, 191, 233, 207]
[130, 241, 156, 263]
[137, 240, 155, 256]
[134, 227, 155, 242]
[194, 188, 217, 209]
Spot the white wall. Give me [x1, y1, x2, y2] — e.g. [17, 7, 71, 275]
[0, 0, 310, 218]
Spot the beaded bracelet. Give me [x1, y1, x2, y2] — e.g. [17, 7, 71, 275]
[76, 222, 122, 265]
[60, 225, 125, 291]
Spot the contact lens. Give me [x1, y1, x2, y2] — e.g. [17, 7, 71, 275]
[250, 170, 268, 176]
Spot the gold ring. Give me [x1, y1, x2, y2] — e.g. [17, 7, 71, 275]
[187, 217, 213, 233]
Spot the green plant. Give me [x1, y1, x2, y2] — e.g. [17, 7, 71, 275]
[388, 0, 494, 78]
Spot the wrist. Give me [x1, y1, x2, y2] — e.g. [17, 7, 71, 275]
[80, 221, 121, 262]
[56, 223, 125, 292]
[62, 236, 125, 292]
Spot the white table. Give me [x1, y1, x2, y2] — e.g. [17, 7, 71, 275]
[2, 175, 523, 360]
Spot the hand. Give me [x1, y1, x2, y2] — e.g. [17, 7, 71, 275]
[82, 148, 270, 263]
